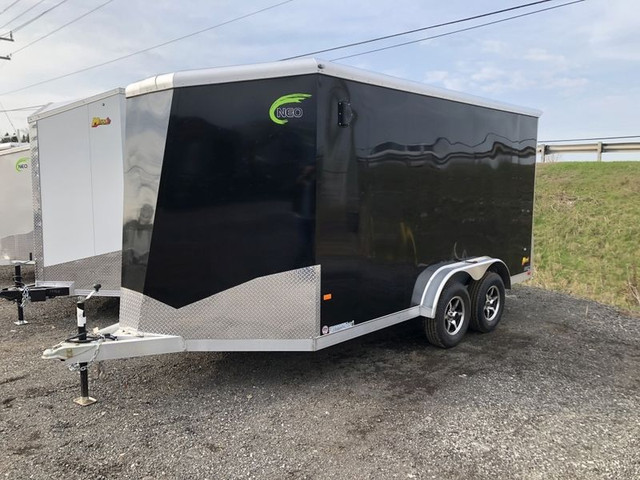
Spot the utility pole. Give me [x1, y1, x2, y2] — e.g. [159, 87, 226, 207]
[1, 31, 13, 60]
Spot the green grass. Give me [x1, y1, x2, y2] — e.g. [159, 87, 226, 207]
[533, 161, 640, 315]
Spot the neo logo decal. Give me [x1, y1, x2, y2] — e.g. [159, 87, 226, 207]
[15, 157, 28, 173]
[269, 93, 312, 125]
[91, 117, 111, 128]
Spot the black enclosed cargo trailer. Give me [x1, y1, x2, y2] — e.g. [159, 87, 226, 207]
[44, 59, 539, 374]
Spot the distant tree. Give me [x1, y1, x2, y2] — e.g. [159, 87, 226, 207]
[1, 133, 10, 143]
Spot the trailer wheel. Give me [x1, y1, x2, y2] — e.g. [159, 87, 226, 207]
[424, 281, 470, 348]
[469, 272, 505, 333]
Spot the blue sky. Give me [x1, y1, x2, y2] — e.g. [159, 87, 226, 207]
[0, 0, 637, 156]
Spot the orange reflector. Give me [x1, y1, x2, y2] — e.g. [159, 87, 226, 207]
[323, 293, 332, 301]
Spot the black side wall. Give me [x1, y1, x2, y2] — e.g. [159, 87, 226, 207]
[316, 76, 537, 328]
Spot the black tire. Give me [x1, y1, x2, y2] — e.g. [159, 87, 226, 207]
[424, 281, 470, 348]
[469, 272, 505, 333]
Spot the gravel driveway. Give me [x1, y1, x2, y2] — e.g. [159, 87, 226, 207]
[1, 265, 639, 479]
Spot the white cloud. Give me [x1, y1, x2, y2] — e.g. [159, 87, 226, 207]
[480, 40, 508, 54]
[523, 48, 568, 69]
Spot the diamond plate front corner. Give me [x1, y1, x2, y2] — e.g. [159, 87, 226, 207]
[122, 265, 321, 341]
[30, 123, 44, 281]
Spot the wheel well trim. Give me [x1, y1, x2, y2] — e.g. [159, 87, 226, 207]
[414, 257, 510, 318]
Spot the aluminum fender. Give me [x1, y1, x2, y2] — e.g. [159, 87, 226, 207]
[42, 324, 185, 364]
[413, 257, 510, 318]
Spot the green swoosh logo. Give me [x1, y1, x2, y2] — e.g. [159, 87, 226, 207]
[269, 93, 312, 125]
[15, 157, 28, 173]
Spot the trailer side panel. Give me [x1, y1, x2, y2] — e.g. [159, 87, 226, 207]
[316, 76, 537, 329]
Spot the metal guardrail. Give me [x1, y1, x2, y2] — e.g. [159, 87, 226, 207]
[537, 142, 640, 162]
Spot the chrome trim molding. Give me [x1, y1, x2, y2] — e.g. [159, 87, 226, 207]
[417, 257, 509, 318]
[314, 306, 420, 350]
[186, 338, 314, 352]
[125, 59, 540, 117]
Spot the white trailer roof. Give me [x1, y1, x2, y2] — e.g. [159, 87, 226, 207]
[29, 88, 125, 123]
[125, 58, 541, 118]
[0, 143, 29, 153]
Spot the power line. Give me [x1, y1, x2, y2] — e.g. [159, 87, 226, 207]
[0, 99, 17, 133]
[332, 0, 584, 61]
[540, 135, 640, 143]
[0, 0, 47, 31]
[0, 0, 23, 16]
[0, 0, 294, 96]
[2, 0, 70, 36]
[284, 0, 558, 61]
[10, 0, 114, 56]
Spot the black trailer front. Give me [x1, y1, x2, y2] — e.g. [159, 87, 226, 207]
[45, 59, 539, 375]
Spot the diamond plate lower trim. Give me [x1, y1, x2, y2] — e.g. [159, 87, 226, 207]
[42, 250, 121, 292]
[120, 265, 321, 340]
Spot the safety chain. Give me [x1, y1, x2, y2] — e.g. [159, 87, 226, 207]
[20, 284, 29, 309]
[68, 335, 105, 372]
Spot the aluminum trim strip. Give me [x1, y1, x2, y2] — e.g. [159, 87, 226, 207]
[0, 145, 29, 156]
[314, 306, 420, 350]
[185, 339, 314, 352]
[125, 73, 174, 98]
[320, 62, 541, 118]
[125, 58, 540, 117]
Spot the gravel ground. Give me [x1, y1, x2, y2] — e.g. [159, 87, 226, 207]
[1, 265, 639, 479]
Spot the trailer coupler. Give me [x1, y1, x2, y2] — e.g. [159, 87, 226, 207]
[1, 263, 72, 325]
[43, 324, 185, 405]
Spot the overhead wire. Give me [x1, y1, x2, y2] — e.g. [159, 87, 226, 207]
[0, 99, 17, 134]
[0, 0, 47, 31]
[9, 0, 114, 55]
[283, 0, 558, 60]
[0, 0, 23, 17]
[0, 0, 294, 96]
[2, 0, 70, 36]
[331, 0, 584, 61]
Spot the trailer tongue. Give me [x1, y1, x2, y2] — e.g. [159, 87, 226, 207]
[43, 58, 539, 404]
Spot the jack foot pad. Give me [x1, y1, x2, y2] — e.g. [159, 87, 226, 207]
[73, 396, 97, 406]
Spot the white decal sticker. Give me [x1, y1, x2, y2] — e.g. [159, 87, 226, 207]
[328, 321, 354, 334]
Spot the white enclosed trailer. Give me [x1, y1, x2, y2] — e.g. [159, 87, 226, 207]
[0, 144, 33, 264]
[29, 88, 125, 296]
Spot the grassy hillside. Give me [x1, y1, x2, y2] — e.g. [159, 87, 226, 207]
[533, 162, 640, 315]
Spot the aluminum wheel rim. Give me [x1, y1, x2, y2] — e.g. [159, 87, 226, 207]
[483, 285, 501, 322]
[444, 296, 465, 335]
